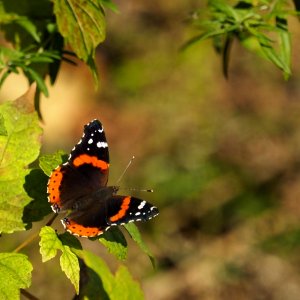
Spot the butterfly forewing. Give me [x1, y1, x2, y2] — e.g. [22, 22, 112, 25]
[48, 120, 110, 212]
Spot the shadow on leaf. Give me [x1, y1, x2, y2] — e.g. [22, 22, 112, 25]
[73, 258, 109, 300]
[23, 169, 52, 229]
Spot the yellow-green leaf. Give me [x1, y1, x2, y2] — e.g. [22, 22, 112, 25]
[0, 253, 32, 300]
[0, 101, 42, 234]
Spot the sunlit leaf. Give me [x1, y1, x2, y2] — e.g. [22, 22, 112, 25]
[77, 250, 144, 299]
[0, 114, 7, 136]
[39, 226, 80, 294]
[112, 265, 144, 300]
[39, 226, 63, 262]
[39, 150, 66, 176]
[60, 247, 80, 294]
[99, 227, 127, 261]
[276, 16, 291, 79]
[100, 0, 119, 13]
[124, 223, 155, 267]
[53, 0, 106, 62]
[0, 253, 32, 300]
[0, 100, 42, 234]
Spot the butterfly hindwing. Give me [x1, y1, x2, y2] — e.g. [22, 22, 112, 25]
[107, 195, 159, 225]
[61, 195, 159, 237]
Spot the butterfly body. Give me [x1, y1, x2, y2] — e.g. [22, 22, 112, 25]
[47, 119, 159, 237]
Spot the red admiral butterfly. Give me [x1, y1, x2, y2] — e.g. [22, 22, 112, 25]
[47, 119, 159, 237]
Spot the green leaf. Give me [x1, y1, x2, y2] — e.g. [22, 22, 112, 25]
[77, 250, 144, 300]
[124, 223, 155, 267]
[222, 34, 233, 78]
[77, 258, 109, 300]
[39, 227, 80, 294]
[77, 250, 114, 297]
[100, 0, 119, 13]
[0, 253, 32, 300]
[113, 265, 144, 300]
[0, 70, 11, 90]
[14, 17, 40, 43]
[260, 42, 290, 75]
[87, 54, 99, 88]
[276, 17, 291, 79]
[24, 67, 49, 97]
[99, 227, 127, 261]
[39, 226, 63, 262]
[181, 25, 238, 51]
[0, 101, 42, 234]
[53, 0, 106, 63]
[60, 247, 80, 295]
[39, 150, 66, 176]
[0, 114, 7, 136]
[0, 3, 40, 43]
[59, 232, 83, 251]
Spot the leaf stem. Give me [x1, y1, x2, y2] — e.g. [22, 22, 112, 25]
[13, 231, 39, 253]
[21, 289, 40, 300]
[13, 214, 58, 253]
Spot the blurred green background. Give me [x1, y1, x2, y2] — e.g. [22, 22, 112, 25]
[2, 1, 300, 299]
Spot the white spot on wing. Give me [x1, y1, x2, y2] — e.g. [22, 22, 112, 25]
[61, 219, 66, 228]
[88, 138, 93, 144]
[138, 201, 146, 210]
[135, 212, 141, 216]
[97, 141, 108, 148]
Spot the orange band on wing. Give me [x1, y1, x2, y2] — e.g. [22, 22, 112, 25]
[63, 219, 104, 237]
[73, 154, 109, 170]
[109, 196, 131, 222]
[47, 166, 63, 205]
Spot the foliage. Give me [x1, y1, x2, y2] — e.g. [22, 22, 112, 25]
[0, 101, 42, 233]
[0, 96, 153, 298]
[183, 0, 299, 78]
[0, 1, 158, 297]
[0, 253, 32, 300]
[0, 0, 112, 117]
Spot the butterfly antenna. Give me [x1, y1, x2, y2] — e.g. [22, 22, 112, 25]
[116, 156, 135, 185]
[120, 187, 154, 193]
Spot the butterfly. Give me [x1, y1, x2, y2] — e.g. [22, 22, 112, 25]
[47, 119, 159, 237]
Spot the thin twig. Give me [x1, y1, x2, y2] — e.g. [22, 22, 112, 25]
[13, 214, 58, 253]
[21, 289, 40, 300]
